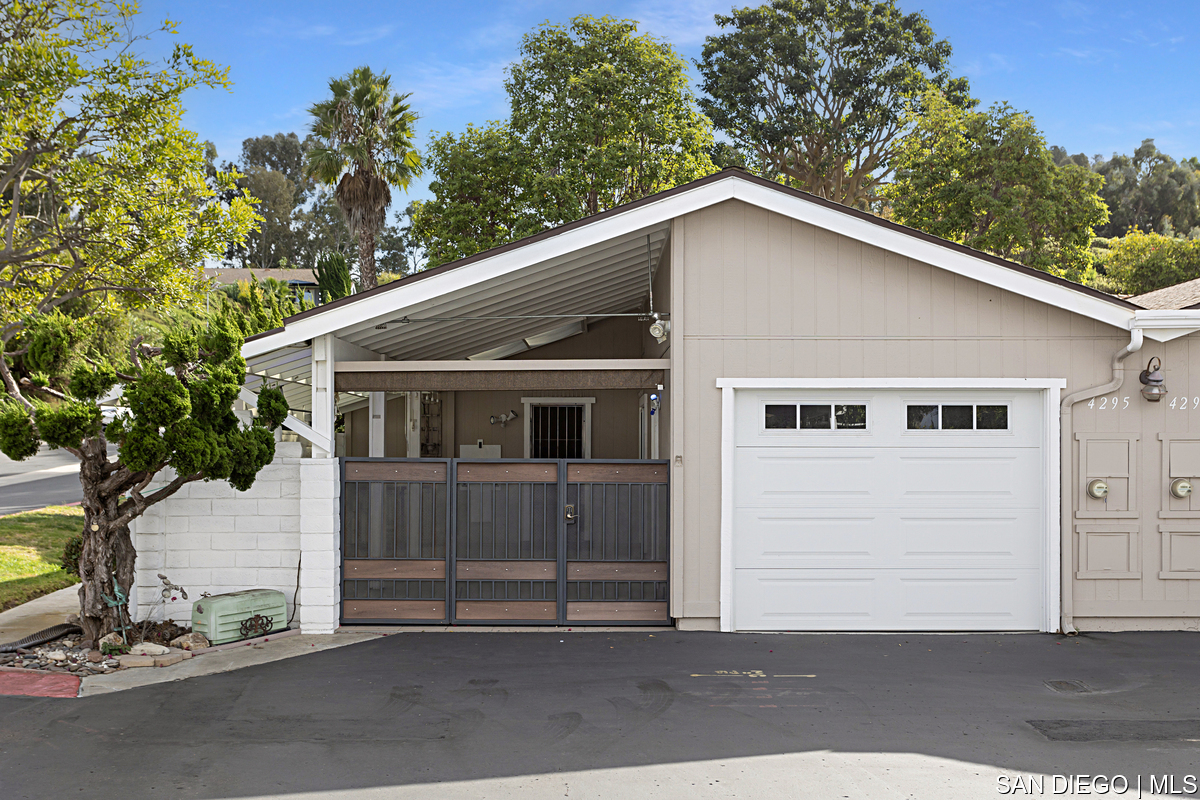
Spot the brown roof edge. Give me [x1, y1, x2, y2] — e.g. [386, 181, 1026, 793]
[258, 168, 1139, 339]
[245, 326, 286, 343]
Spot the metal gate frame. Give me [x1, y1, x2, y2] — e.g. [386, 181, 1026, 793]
[339, 457, 669, 626]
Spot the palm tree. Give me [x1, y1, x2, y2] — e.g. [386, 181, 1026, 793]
[306, 67, 422, 290]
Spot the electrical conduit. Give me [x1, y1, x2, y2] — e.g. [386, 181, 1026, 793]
[1058, 328, 1143, 634]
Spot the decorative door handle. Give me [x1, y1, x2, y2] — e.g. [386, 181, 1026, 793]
[564, 504, 578, 523]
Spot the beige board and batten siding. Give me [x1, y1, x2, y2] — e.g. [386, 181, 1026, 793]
[670, 198, 1200, 631]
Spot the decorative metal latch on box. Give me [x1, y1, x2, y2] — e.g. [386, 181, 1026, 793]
[191, 589, 288, 645]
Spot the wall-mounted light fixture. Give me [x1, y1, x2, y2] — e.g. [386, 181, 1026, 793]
[490, 410, 519, 427]
[649, 314, 670, 344]
[1140, 357, 1167, 402]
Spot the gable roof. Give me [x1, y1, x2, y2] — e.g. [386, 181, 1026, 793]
[1129, 277, 1200, 310]
[244, 169, 1200, 359]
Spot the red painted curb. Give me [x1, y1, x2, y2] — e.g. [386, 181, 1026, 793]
[0, 670, 79, 698]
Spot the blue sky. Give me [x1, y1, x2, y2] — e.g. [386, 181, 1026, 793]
[138, 0, 1199, 207]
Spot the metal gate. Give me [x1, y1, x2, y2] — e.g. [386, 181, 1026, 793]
[340, 459, 669, 626]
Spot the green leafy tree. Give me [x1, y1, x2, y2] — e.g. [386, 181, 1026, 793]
[241, 132, 315, 203]
[1092, 141, 1200, 238]
[883, 92, 1108, 278]
[314, 251, 353, 302]
[377, 202, 423, 277]
[305, 67, 422, 290]
[294, 187, 357, 272]
[508, 16, 715, 224]
[411, 123, 541, 268]
[0, 1, 280, 641]
[697, 0, 972, 207]
[416, 16, 716, 265]
[239, 165, 298, 269]
[1105, 230, 1200, 295]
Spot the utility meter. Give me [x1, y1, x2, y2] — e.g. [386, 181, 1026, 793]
[1171, 478, 1194, 499]
[1087, 479, 1109, 500]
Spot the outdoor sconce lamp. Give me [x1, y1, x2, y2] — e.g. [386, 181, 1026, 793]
[1140, 357, 1167, 401]
[490, 410, 519, 427]
[648, 314, 670, 344]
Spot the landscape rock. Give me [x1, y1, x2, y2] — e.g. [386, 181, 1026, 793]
[86, 651, 103, 663]
[45, 651, 67, 662]
[66, 614, 79, 625]
[98, 633, 124, 648]
[170, 632, 210, 651]
[154, 652, 185, 667]
[117, 654, 155, 668]
[127, 642, 169, 656]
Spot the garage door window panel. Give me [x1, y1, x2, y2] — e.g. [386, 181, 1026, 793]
[764, 403, 868, 432]
[800, 405, 832, 429]
[764, 404, 797, 429]
[942, 405, 973, 430]
[907, 404, 1010, 432]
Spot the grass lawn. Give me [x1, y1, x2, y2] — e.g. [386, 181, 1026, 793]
[0, 505, 82, 611]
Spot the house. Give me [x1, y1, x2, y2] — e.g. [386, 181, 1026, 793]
[203, 267, 320, 305]
[133, 169, 1200, 635]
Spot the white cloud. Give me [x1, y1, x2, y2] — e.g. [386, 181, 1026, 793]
[338, 25, 396, 47]
[406, 59, 510, 114]
[630, 0, 727, 47]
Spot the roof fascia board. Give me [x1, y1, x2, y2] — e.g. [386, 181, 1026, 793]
[241, 183, 735, 359]
[726, 181, 1135, 333]
[336, 359, 670, 372]
[1132, 310, 1200, 342]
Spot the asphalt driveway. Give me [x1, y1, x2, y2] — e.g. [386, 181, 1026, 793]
[2, 630, 1200, 799]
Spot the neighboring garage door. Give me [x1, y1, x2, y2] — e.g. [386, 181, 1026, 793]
[732, 390, 1046, 631]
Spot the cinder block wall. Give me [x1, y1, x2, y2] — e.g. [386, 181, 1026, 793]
[130, 442, 342, 634]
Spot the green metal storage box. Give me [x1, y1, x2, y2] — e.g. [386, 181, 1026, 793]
[191, 589, 288, 645]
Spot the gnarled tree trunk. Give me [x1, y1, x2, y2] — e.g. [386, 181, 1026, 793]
[75, 435, 136, 642]
[71, 434, 197, 642]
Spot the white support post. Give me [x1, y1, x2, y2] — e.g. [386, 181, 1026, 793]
[368, 392, 386, 457]
[311, 334, 337, 458]
[406, 391, 421, 458]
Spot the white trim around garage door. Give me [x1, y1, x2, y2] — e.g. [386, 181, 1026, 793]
[715, 377, 1067, 634]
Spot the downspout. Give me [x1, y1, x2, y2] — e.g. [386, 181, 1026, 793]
[1058, 327, 1143, 634]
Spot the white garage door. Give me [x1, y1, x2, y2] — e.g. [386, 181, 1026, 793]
[732, 390, 1046, 631]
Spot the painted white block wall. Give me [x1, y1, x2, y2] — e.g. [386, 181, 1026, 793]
[130, 442, 341, 634]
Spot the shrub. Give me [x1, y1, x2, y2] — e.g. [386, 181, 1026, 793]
[61, 533, 83, 577]
[1106, 230, 1200, 295]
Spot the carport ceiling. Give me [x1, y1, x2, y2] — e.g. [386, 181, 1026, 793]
[334, 223, 669, 361]
[240, 223, 669, 413]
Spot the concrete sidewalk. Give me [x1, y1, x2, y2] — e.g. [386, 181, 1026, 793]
[79, 631, 380, 695]
[0, 583, 79, 643]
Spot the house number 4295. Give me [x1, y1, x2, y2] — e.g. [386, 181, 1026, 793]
[1088, 396, 1129, 410]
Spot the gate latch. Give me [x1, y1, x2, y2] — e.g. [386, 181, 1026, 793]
[564, 504, 578, 523]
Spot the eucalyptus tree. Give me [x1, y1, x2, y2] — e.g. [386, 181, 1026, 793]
[305, 67, 422, 289]
[697, 0, 972, 207]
